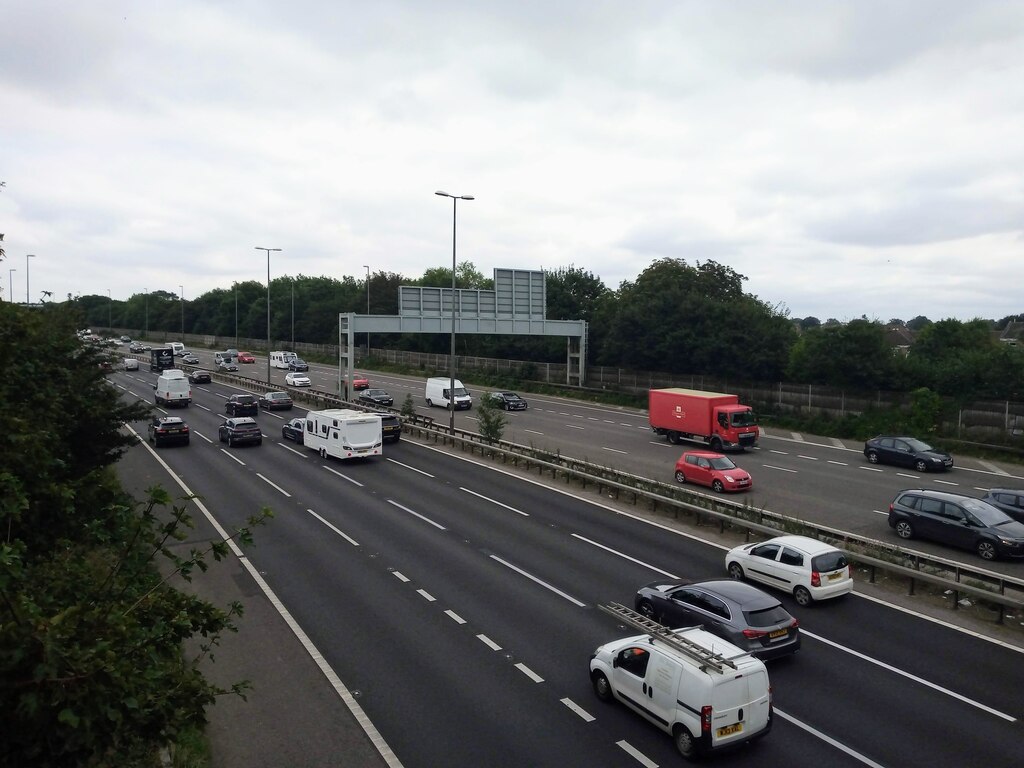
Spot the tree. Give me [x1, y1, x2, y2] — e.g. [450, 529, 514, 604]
[787, 319, 894, 389]
[906, 315, 932, 331]
[0, 303, 271, 764]
[799, 316, 821, 330]
[475, 392, 508, 444]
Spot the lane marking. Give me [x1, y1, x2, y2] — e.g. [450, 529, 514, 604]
[220, 449, 245, 465]
[770, 449, 789, 455]
[194, 431, 213, 444]
[277, 443, 307, 457]
[798, 454, 819, 461]
[524, 429, 544, 435]
[392, 571, 410, 583]
[565, 424, 585, 430]
[461, 487, 530, 517]
[860, 466, 884, 473]
[387, 500, 447, 530]
[896, 473, 920, 480]
[257, 473, 292, 497]
[933, 479, 959, 486]
[763, 464, 797, 474]
[323, 465, 365, 486]
[830, 438, 846, 448]
[489, 555, 587, 607]
[445, 609, 466, 625]
[828, 460, 849, 466]
[572, 534, 678, 578]
[417, 589, 435, 602]
[515, 663, 543, 683]
[477, 634, 502, 651]
[561, 697, 596, 723]
[802, 630, 1016, 722]
[385, 458, 435, 477]
[602, 447, 628, 455]
[979, 460, 1008, 475]
[774, 709, 886, 768]
[616, 741, 657, 768]
[306, 509, 359, 546]
[195, 403, 211, 411]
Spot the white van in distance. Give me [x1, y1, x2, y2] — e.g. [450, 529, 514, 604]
[590, 603, 772, 760]
[270, 351, 298, 369]
[304, 409, 382, 460]
[154, 369, 191, 408]
[425, 377, 472, 410]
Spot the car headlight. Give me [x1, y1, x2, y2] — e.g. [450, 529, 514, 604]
[724, 475, 736, 482]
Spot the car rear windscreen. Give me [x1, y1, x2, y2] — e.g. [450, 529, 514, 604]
[744, 605, 790, 627]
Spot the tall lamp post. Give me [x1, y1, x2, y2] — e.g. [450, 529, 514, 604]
[363, 265, 370, 359]
[107, 289, 112, 329]
[255, 247, 281, 386]
[8, 268, 15, 304]
[179, 285, 184, 339]
[290, 277, 295, 349]
[26, 254, 35, 304]
[435, 190, 474, 433]
[145, 290, 149, 339]
[234, 283, 239, 349]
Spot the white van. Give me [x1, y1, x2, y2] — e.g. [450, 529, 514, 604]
[270, 351, 298, 369]
[304, 409, 382, 460]
[590, 603, 772, 760]
[425, 377, 472, 410]
[170, 342, 185, 357]
[154, 369, 191, 408]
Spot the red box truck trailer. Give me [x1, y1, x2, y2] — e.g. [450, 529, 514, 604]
[649, 388, 759, 451]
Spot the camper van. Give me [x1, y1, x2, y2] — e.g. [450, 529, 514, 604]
[591, 603, 772, 759]
[170, 342, 186, 357]
[270, 351, 299, 369]
[154, 369, 191, 408]
[304, 409, 382, 460]
[425, 377, 472, 410]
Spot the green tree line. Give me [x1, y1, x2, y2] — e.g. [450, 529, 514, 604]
[62, 258, 1024, 403]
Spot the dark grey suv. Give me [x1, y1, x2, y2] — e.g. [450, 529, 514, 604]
[634, 578, 800, 660]
[888, 489, 1024, 560]
[981, 489, 1024, 524]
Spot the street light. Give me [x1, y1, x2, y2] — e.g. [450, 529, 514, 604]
[290, 276, 295, 349]
[145, 290, 149, 339]
[255, 247, 281, 386]
[26, 254, 35, 305]
[234, 283, 238, 349]
[179, 285, 184, 339]
[107, 289, 112, 329]
[363, 265, 370, 359]
[435, 190, 474, 434]
[8, 268, 15, 303]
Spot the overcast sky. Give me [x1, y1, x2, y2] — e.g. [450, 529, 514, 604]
[2, 1, 1022, 322]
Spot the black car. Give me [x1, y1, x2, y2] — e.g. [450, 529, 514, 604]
[634, 579, 800, 660]
[376, 412, 402, 443]
[288, 358, 309, 372]
[357, 389, 394, 407]
[489, 391, 528, 410]
[218, 360, 239, 372]
[148, 415, 190, 447]
[863, 436, 953, 473]
[218, 417, 262, 447]
[281, 417, 305, 444]
[889, 489, 1024, 560]
[188, 369, 212, 384]
[259, 391, 294, 411]
[225, 394, 258, 417]
[981, 489, 1024, 523]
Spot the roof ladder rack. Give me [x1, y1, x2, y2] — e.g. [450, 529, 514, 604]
[599, 602, 738, 674]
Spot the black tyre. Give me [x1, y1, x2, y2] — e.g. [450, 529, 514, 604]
[728, 562, 744, 580]
[426, 398, 433, 407]
[712, 479, 725, 493]
[675, 470, 687, 484]
[710, 437, 723, 452]
[592, 672, 612, 702]
[667, 432, 680, 445]
[256, 439, 262, 446]
[793, 586, 813, 607]
[866, 450, 880, 464]
[227, 435, 234, 447]
[895, 520, 914, 539]
[977, 540, 997, 560]
[674, 725, 699, 760]
[637, 600, 657, 621]
[914, 459, 928, 473]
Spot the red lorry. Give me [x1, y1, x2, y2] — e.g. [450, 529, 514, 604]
[649, 388, 759, 451]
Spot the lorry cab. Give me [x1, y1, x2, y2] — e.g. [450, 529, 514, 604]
[591, 603, 772, 760]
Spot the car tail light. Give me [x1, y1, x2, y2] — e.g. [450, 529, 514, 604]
[700, 705, 712, 733]
[889, 503, 894, 513]
[789, 618, 799, 628]
[847, 565, 853, 578]
[811, 571, 821, 587]
[742, 628, 767, 639]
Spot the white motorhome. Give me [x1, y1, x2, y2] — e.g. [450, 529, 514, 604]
[590, 603, 772, 760]
[154, 369, 191, 408]
[270, 351, 298, 369]
[304, 409, 382, 460]
[425, 377, 472, 410]
[170, 342, 186, 357]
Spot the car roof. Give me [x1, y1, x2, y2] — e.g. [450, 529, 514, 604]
[680, 450, 726, 459]
[760, 535, 839, 554]
[984, 488, 1023, 495]
[677, 579, 781, 608]
[230, 417, 257, 425]
[157, 416, 185, 424]
[266, 390, 290, 396]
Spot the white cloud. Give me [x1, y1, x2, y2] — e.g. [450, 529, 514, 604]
[1, 0, 1022, 323]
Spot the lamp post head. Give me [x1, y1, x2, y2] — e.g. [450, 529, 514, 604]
[435, 191, 474, 200]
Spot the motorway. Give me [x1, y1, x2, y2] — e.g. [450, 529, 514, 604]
[108, 350, 1024, 767]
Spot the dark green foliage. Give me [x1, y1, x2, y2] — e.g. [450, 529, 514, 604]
[475, 393, 508, 444]
[0, 303, 272, 765]
[787, 319, 895, 389]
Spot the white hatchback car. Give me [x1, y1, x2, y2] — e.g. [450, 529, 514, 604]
[284, 372, 311, 387]
[724, 535, 852, 607]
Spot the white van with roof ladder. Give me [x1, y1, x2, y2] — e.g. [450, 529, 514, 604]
[589, 603, 772, 760]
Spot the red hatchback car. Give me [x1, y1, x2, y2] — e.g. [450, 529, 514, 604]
[238, 351, 256, 364]
[674, 451, 752, 493]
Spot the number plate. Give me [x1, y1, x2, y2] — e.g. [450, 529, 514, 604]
[716, 723, 743, 738]
[827, 571, 845, 581]
[769, 628, 788, 639]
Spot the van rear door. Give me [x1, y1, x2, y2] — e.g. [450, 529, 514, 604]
[708, 668, 770, 749]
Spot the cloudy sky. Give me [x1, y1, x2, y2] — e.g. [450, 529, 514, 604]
[2, 1, 1022, 322]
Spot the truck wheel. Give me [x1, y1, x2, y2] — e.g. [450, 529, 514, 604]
[667, 431, 680, 445]
[710, 437, 723, 451]
[674, 725, 699, 759]
[591, 672, 612, 702]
